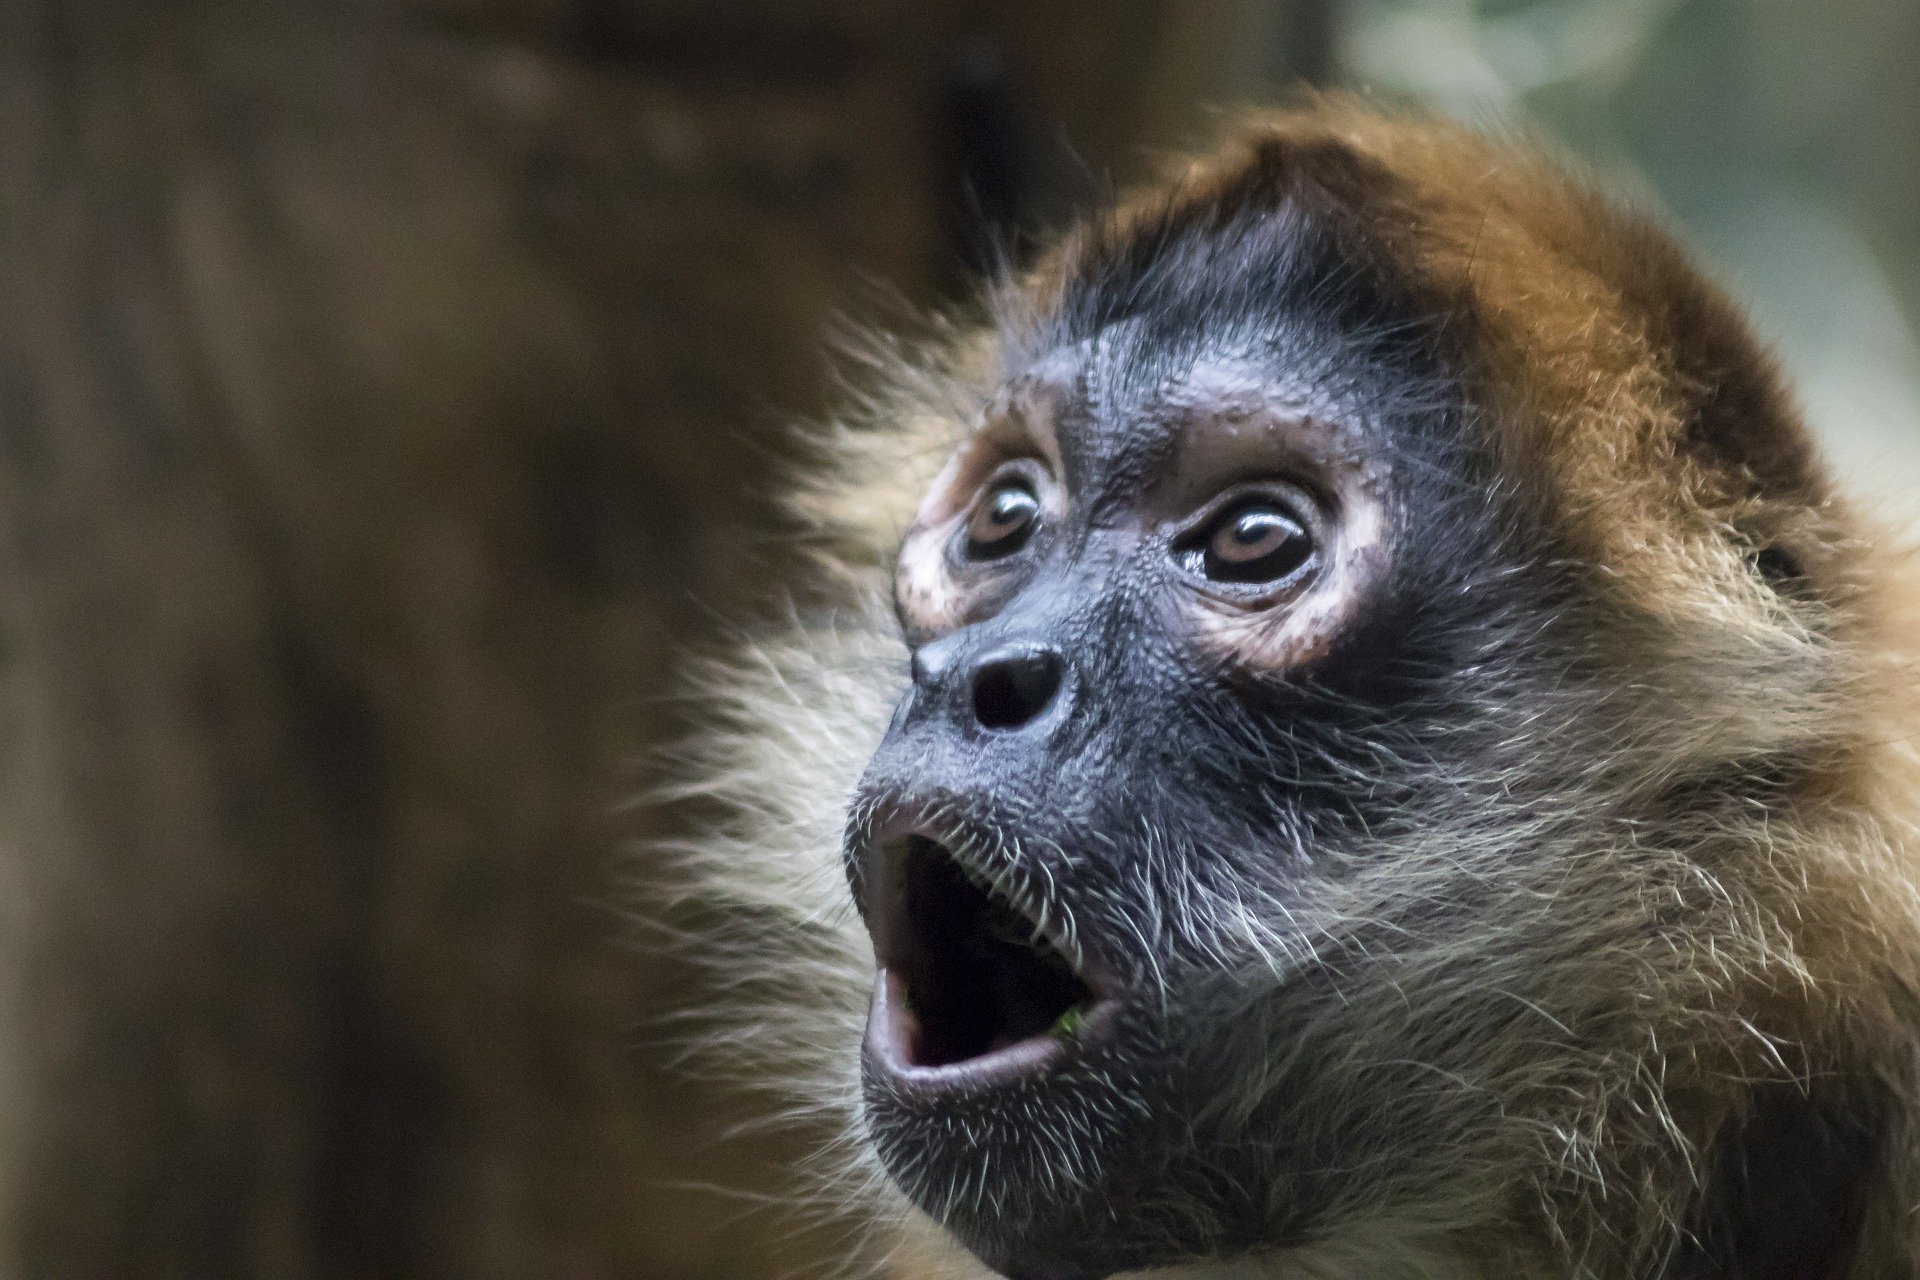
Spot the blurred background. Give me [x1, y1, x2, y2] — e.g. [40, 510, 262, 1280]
[0, 1, 1913, 1276]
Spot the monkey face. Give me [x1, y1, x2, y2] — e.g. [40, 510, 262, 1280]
[842, 235, 1564, 1277]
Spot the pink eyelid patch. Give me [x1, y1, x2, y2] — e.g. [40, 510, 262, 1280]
[896, 366, 1069, 636]
[1158, 365, 1393, 671]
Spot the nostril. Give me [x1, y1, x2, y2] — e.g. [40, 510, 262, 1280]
[970, 649, 1065, 731]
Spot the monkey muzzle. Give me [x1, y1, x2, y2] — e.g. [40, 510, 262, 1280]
[857, 817, 1118, 1097]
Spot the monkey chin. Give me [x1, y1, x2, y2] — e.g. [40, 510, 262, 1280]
[852, 821, 1188, 1280]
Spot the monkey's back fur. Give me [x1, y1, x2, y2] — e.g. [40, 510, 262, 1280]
[671, 101, 1920, 1279]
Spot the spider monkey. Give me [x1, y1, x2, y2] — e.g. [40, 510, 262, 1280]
[679, 100, 1920, 1280]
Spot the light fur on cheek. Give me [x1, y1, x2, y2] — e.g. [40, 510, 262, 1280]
[897, 520, 969, 635]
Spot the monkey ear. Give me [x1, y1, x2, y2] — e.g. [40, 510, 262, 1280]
[1752, 544, 1803, 590]
[1749, 542, 1818, 604]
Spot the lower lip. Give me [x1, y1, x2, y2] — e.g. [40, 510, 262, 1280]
[865, 968, 1125, 1095]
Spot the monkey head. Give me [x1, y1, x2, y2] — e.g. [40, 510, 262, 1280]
[678, 104, 1920, 1280]
[830, 109, 1920, 1280]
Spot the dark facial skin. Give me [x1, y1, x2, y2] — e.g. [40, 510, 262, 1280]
[841, 204, 1556, 1279]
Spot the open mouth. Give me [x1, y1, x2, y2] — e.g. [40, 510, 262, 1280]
[868, 833, 1106, 1086]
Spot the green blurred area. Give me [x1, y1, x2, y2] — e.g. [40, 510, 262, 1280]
[1344, 0, 1920, 507]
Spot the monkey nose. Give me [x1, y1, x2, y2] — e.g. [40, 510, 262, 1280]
[907, 634, 1073, 735]
[966, 646, 1065, 731]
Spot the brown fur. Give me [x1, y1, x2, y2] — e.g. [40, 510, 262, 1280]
[678, 100, 1920, 1279]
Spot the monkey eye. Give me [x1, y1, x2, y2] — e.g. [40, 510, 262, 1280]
[963, 473, 1041, 561]
[1182, 495, 1315, 586]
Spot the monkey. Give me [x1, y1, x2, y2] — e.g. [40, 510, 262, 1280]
[671, 98, 1920, 1280]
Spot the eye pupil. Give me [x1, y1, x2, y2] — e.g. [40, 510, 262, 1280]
[1200, 500, 1313, 584]
[1231, 512, 1276, 550]
[965, 478, 1040, 560]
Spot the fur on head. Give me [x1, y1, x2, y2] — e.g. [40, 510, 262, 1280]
[664, 100, 1920, 1280]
